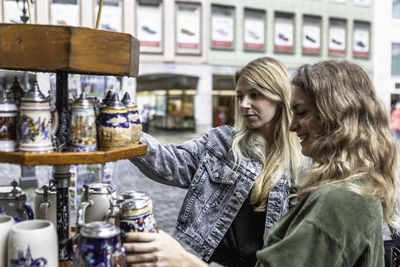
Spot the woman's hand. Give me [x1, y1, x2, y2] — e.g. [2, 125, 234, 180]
[123, 230, 208, 267]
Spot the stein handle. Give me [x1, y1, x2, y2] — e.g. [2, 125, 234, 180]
[38, 201, 50, 220]
[77, 200, 93, 228]
[50, 108, 59, 135]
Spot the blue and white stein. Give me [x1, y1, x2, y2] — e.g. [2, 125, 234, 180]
[0, 180, 34, 222]
[75, 221, 126, 267]
[98, 94, 130, 150]
[119, 191, 158, 235]
[121, 92, 142, 144]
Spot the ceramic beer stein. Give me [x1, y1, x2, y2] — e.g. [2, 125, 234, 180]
[34, 185, 57, 227]
[121, 92, 142, 144]
[119, 191, 158, 235]
[8, 220, 58, 266]
[0, 89, 18, 152]
[19, 81, 58, 153]
[69, 92, 97, 152]
[75, 221, 126, 266]
[98, 94, 131, 150]
[0, 181, 34, 221]
[77, 183, 117, 226]
[0, 215, 14, 267]
[7, 77, 25, 108]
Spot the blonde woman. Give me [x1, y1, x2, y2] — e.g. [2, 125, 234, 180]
[127, 57, 304, 266]
[125, 60, 399, 267]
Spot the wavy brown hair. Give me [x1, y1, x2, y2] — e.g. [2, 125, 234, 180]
[232, 57, 304, 211]
[292, 60, 400, 226]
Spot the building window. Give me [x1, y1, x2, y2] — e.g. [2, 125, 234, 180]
[94, 0, 123, 32]
[175, 3, 202, 55]
[243, 8, 266, 52]
[136, 1, 163, 53]
[394, 0, 400, 19]
[3, 0, 35, 23]
[211, 5, 235, 50]
[392, 43, 400, 76]
[274, 12, 295, 54]
[50, 0, 80, 26]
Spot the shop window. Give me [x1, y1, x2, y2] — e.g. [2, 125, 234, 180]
[274, 12, 295, 54]
[136, 1, 163, 53]
[354, 0, 370, 6]
[212, 75, 235, 127]
[50, 0, 80, 26]
[243, 8, 266, 52]
[94, 0, 123, 32]
[3, 0, 35, 23]
[302, 15, 321, 55]
[394, 0, 400, 19]
[353, 21, 370, 59]
[392, 43, 400, 76]
[175, 2, 202, 55]
[329, 18, 347, 57]
[211, 5, 235, 50]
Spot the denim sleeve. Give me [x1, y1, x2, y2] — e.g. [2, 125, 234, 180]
[129, 131, 209, 189]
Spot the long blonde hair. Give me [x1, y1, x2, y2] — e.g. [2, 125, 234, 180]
[232, 57, 303, 211]
[292, 60, 400, 226]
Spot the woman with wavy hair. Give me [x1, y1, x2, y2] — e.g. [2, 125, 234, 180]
[127, 56, 304, 266]
[125, 60, 399, 267]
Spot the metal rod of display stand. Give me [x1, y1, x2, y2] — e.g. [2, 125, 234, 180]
[53, 164, 71, 261]
[55, 71, 71, 261]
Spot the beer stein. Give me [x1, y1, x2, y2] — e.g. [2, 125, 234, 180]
[75, 221, 126, 266]
[98, 94, 130, 150]
[119, 191, 158, 235]
[34, 185, 57, 227]
[8, 220, 58, 266]
[19, 81, 58, 153]
[121, 92, 142, 144]
[0, 89, 18, 152]
[0, 180, 34, 221]
[69, 92, 97, 152]
[77, 183, 117, 226]
[7, 77, 25, 108]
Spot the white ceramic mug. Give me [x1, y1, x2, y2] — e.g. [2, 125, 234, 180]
[0, 215, 14, 267]
[34, 186, 57, 227]
[8, 220, 58, 266]
[77, 183, 116, 226]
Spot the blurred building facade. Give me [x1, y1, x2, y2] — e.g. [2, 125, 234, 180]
[0, 0, 375, 133]
[374, 0, 400, 113]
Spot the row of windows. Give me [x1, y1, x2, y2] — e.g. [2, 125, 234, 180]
[2, 0, 371, 59]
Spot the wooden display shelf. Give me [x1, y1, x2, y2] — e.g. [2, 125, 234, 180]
[0, 143, 147, 166]
[0, 23, 139, 76]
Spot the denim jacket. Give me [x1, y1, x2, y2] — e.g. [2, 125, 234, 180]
[129, 125, 296, 261]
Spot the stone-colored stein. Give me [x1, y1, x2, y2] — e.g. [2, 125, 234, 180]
[121, 92, 142, 144]
[19, 81, 58, 153]
[98, 94, 130, 150]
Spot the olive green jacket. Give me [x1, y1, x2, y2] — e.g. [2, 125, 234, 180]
[210, 181, 384, 267]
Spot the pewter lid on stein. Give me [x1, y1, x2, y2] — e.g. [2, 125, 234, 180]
[121, 190, 149, 200]
[72, 92, 94, 108]
[7, 77, 25, 103]
[105, 93, 127, 110]
[121, 198, 151, 211]
[0, 182, 23, 199]
[80, 221, 120, 239]
[101, 90, 114, 105]
[0, 89, 17, 109]
[121, 92, 137, 109]
[34, 187, 57, 195]
[88, 183, 115, 194]
[21, 81, 48, 102]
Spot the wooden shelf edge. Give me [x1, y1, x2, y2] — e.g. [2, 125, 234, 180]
[0, 144, 147, 166]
